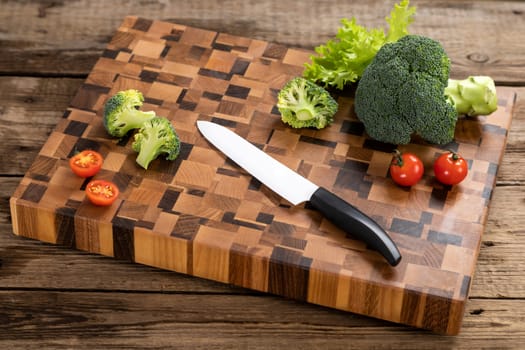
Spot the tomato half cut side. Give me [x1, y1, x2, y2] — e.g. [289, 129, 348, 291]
[69, 150, 104, 178]
[85, 180, 119, 206]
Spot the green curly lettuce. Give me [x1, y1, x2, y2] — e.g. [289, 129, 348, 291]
[303, 0, 416, 90]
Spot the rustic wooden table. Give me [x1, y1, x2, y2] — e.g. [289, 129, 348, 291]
[1, 0, 524, 348]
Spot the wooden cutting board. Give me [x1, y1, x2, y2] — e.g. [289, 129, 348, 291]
[9, 16, 517, 335]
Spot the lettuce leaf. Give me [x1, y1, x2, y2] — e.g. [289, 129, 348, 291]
[303, 0, 416, 90]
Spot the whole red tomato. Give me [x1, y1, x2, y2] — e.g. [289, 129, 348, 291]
[389, 150, 424, 187]
[433, 151, 468, 185]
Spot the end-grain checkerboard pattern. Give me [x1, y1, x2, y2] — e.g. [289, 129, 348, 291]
[9, 16, 516, 335]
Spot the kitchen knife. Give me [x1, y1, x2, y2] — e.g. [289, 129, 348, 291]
[196, 120, 401, 266]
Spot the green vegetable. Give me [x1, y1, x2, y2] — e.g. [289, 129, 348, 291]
[445, 76, 498, 117]
[103, 89, 156, 138]
[276, 77, 338, 129]
[354, 35, 498, 145]
[303, 0, 416, 90]
[354, 34, 456, 145]
[132, 117, 181, 169]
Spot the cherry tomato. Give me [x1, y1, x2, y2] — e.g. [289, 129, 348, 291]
[69, 150, 103, 178]
[85, 180, 119, 206]
[389, 150, 424, 187]
[433, 151, 468, 185]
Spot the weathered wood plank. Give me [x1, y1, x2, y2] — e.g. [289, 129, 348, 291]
[0, 291, 523, 349]
[0, 77, 83, 174]
[472, 188, 525, 299]
[0, 0, 524, 83]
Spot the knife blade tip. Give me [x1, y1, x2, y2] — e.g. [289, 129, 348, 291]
[196, 120, 207, 128]
[196, 120, 214, 134]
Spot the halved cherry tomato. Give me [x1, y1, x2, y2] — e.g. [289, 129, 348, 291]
[433, 151, 468, 185]
[69, 150, 103, 178]
[85, 179, 119, 206]
[389, 150, 424, 187]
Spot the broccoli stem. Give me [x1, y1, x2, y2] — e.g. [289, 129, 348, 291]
[127, 109, 156, 126]
[296, 109, 315, 121]
[135, 137, 162, 169]
[445, 76, 498, 117]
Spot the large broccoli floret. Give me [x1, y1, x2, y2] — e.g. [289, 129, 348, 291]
[354, 35, 455, 145]
[276, 77, 338, 129]
[354, 35, 497, 145]
[103, 89, 156, 138]
[132, 117, 181, 169]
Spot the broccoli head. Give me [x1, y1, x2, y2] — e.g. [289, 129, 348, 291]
[277, 77, 338, 129]
[132, 117, 181, 169]
[103, 89, 156, 138]
[354, 35, 458, 145]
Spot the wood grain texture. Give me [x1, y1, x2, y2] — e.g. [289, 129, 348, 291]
[1, 0, 525, 347]
[1, 1, 524, 83]
[1, 290, 525, 350]
[8, 16, 518, 335]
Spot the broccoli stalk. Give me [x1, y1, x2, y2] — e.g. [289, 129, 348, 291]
[132, 117, 181, 169]
[445, 76, 498, 117]
[277, 77, 338, 129]
[103, 89, 156, 138]
[354, 35, 498, 145]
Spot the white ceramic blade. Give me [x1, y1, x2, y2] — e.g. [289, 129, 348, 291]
[197, 121, 319, 205]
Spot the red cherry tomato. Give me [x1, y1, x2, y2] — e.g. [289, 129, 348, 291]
[389, 150, 424, 187]
[85, 180, 119, 206]
[433, 151, 468, 185]
[69, 150, 103, 178]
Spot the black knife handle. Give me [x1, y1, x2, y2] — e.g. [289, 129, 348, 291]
[309, 187, 401, 266]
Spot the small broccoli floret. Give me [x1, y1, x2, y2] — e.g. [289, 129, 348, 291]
[355, 35, 461, 145]
[277, 77, 338, 129]
[103, 89, 156, 138]
[131, 117, 181, 169]
[445, 76, 498, 117]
